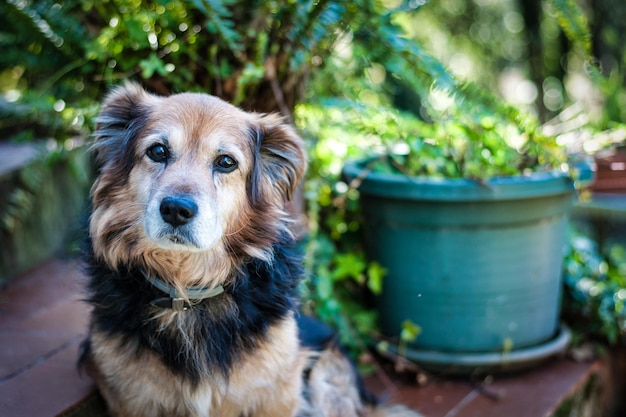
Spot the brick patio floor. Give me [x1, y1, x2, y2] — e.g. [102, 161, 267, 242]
[0, 258, 606, 417]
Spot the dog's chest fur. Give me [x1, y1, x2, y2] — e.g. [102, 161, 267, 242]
[81, 240, 306, 416]
[87, 316, 305, 417]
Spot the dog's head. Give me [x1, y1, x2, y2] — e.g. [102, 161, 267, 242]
[89, 83, 306, 281]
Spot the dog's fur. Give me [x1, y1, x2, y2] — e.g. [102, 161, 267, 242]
[81, 83, 421, 417]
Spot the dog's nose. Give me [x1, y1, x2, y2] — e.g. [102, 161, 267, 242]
[160, 196, 198, 227]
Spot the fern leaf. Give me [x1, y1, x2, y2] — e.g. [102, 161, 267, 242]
[380, 24, 458, 94]
[547, 0, 592, 57]
[191, 0, 243, 55]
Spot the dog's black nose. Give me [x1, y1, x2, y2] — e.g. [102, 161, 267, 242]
[160, 196, 198, 227]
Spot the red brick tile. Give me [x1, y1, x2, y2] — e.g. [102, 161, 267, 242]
[366, 357, 604, 417]
[392, 380, 476, 417]
[0, 258, 93, 417]
[0, 259, 86, 328]
[5, 297, 90, 335]
[447, 358, 602, 417]
[366, 368, 476, 417]
[0, 329, 77, 381]
[0, 340, 95, 417]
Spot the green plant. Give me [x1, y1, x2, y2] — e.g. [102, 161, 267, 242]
[297, 0, 609, 363]
[0, 0, 378, 143]
[562, 230, 626, 345]
[0, 0, 99, 142]
[299, 0, 603, 181]
[296, 103, 382, 356]
[301, 99, 567, 180]
[304, 0, 611, 181]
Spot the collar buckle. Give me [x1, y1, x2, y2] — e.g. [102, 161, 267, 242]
[150, 297, 191, 311]
[172, 298, 187, 312]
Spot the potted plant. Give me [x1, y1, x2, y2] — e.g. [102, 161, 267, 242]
[293, 0, 602, 373]
[337, 97, 579, 373]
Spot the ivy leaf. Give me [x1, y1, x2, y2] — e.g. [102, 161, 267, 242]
[139, 53, 168, 78]
[315, 266, 334, 300]
[400, 320, 421, 343]
[332, 253, 367, 282]
[124, 16, 148, 45]
[367, 262, 386, 295]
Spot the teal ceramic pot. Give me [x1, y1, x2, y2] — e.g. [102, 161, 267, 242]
[343, 159, 575, 355]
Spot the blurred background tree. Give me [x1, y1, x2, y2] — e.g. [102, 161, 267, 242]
[389, 0, 626, 123]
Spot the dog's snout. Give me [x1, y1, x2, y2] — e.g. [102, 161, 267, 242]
[160, 196, 198, 227]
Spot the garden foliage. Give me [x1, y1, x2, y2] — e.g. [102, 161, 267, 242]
[2, 0, 625, 355]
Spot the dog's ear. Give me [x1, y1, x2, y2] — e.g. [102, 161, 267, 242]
[249, 114, 307, 207]
[92, 82, 157, 175]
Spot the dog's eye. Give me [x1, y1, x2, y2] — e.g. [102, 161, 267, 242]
[147, 144, 169, 163]
[215, 155, 238, 173]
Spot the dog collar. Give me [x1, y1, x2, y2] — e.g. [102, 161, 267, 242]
[140, 269, 225, 312]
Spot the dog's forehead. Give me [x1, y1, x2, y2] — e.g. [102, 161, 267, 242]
[149, 93, 254, 149]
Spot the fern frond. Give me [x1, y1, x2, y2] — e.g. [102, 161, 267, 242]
[379, 23, 458, 95]
[5, 0, 64, 49]
[191, 0, 243, 56]
[546, 0, 592, 57]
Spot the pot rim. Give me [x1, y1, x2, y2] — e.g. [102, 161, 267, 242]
[343, 158, 575, 202]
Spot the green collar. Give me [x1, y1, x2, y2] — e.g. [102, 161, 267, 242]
[141, 269, 225, 311]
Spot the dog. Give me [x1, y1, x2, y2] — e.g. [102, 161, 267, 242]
[80, 83, 422, 417]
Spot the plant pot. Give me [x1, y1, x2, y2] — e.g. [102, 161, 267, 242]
[343, 159, 575, 371]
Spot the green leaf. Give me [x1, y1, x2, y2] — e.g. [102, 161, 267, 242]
[400, 320, 421, 343]
[547, 0, 592, 57]
[315, 266, 334, 300]
[139, 53, 168, 78]
[332, 253, 367, 282]
[366, 262, 386, 295]
[190, 0, 242, 54]
[378, 24, 457, 95]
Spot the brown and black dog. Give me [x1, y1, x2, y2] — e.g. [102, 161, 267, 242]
[80, 83, 422, 417]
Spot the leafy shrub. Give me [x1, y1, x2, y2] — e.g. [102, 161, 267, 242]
[562, 231, 626, 345]
[0, 0, 376, 141]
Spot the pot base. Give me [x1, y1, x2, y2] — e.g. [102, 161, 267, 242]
[390, 325, 571, 375]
